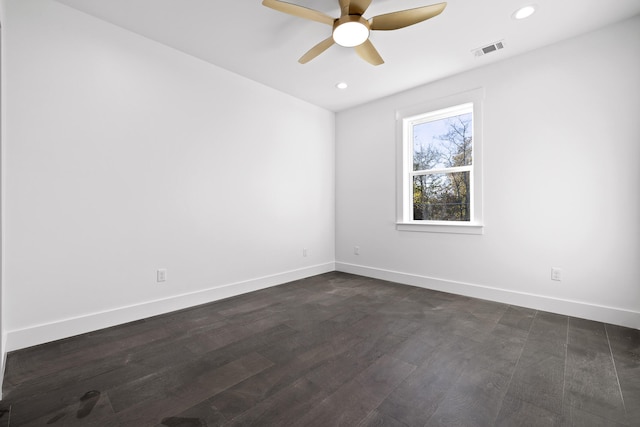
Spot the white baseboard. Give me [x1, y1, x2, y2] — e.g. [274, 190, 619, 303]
[336, 262, 640, 330]
[5, 260, 637, 353]
[0, 332, 6, 400]
[5, 262, 335, 352]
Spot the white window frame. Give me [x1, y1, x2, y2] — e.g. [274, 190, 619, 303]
[396, 88, 484, 234]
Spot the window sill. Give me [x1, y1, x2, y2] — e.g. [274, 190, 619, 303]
[396, 222, 484, 235]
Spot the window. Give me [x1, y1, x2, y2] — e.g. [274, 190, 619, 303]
[396, 89, 484, 234]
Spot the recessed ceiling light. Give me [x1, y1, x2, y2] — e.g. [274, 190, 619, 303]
[336, 82, 348, 90]
[512, 4, 536, 20]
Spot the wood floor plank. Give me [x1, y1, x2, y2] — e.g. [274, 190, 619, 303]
[112, 352, 273, 425]
[495, 394, 561, 427]
[606, 323, 640, 421]
[0, 403, 10, 427]
[568, 317, 611, 353]
[564, 404, 631, 427]
[425, 366, 511, 427]
[295, 354, 416, 427]
[176, 330, 359, 424]
[465, 324, 527, 375]
[20, 391, 118, 427]
[3, 319, 173, 391]
[386, 332, 435, 367]
[563, 344, 628, 425]
[529, 311, 569, 345]
[357, 409, 410, 427]
[506, 351, 566, 415]
[191, 323, 297, 370]
[5, 363, 154, 425]
[375, 347, 469, 426]
[223, 378, 327, 426]
[498, 305, 537, 332]
[183, 322, 261, 356]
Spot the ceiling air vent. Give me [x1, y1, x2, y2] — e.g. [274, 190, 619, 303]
[473, 41, 505, 57]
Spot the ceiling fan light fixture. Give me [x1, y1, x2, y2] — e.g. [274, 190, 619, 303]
[262, 0, 447, 65]
[512, 4, 536, 20]
[333, 16, 370, 47]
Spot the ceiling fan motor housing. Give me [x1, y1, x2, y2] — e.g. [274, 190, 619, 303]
[332, 15, 371, 47]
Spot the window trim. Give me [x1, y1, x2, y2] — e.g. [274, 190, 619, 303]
[396, 88, 485, 234]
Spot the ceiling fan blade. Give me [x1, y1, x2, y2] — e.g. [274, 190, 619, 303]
[349, 0, 372, 15]
[262, 0, 335, 26]
[339, 0, 350, 16]
[370, 2, 446, 31]
[299, 37, 335, 64]
[354, 39, 384, 66]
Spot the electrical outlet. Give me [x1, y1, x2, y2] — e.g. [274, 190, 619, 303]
[303, 248, 308, 257]
[354, 246, 360, 255]
[157, 268, 167, 282]
[551, 267, 562, 281]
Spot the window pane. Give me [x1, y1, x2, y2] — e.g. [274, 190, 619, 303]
[413, 112, 472, 171]
[413, 172, 470, 221]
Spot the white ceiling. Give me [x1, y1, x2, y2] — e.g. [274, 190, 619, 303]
[52, 0, 640, 112]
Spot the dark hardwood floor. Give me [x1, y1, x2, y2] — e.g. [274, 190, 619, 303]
[1, 272, 638, 426]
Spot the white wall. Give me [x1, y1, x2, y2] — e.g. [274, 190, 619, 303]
[0, 0, 6, 399]
[336, 15, 640, 329]
[1, 1, 637, 362]
[3, 0, 335, 350]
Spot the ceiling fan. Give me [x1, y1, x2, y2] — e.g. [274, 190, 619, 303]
[262, 0, 447, 65]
